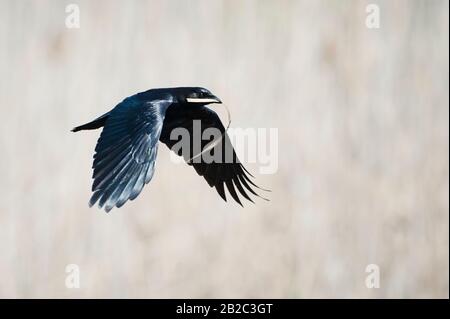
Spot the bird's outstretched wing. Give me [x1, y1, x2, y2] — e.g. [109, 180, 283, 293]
[160, 105, 265, 206]
[90, 97, 170, 212]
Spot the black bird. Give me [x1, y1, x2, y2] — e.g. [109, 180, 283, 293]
[72, 87, 265, 212]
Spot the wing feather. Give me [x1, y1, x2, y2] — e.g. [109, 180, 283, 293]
[89, 96, 171, 212]
[160, 105, 265, 205]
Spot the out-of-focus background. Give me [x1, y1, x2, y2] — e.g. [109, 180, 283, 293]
[0, 0, 448, 298]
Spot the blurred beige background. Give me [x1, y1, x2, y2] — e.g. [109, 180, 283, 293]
[0, 0, 448, 298]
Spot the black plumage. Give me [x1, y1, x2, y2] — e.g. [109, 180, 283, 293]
[72, 87, 265, 212]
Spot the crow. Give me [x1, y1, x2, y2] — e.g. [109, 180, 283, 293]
[72, 87, 265, 212]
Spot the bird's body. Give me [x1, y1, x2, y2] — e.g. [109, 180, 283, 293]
[73, 87, 264, 212]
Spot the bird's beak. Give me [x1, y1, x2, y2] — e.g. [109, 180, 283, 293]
[186, 96, 222, 104]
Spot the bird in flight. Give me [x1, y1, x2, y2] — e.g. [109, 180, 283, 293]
[72, 87, 266, 212]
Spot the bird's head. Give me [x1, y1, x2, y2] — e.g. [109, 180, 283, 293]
[176, 87, 222, 105]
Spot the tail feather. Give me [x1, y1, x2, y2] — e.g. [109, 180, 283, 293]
[72, 112, 110, 132]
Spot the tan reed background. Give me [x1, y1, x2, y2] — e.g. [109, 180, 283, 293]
[0, 0, 448, 298]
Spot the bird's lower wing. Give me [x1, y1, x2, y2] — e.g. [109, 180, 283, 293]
[90, 98, 169, 212]
[160, 105, 265, 206]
